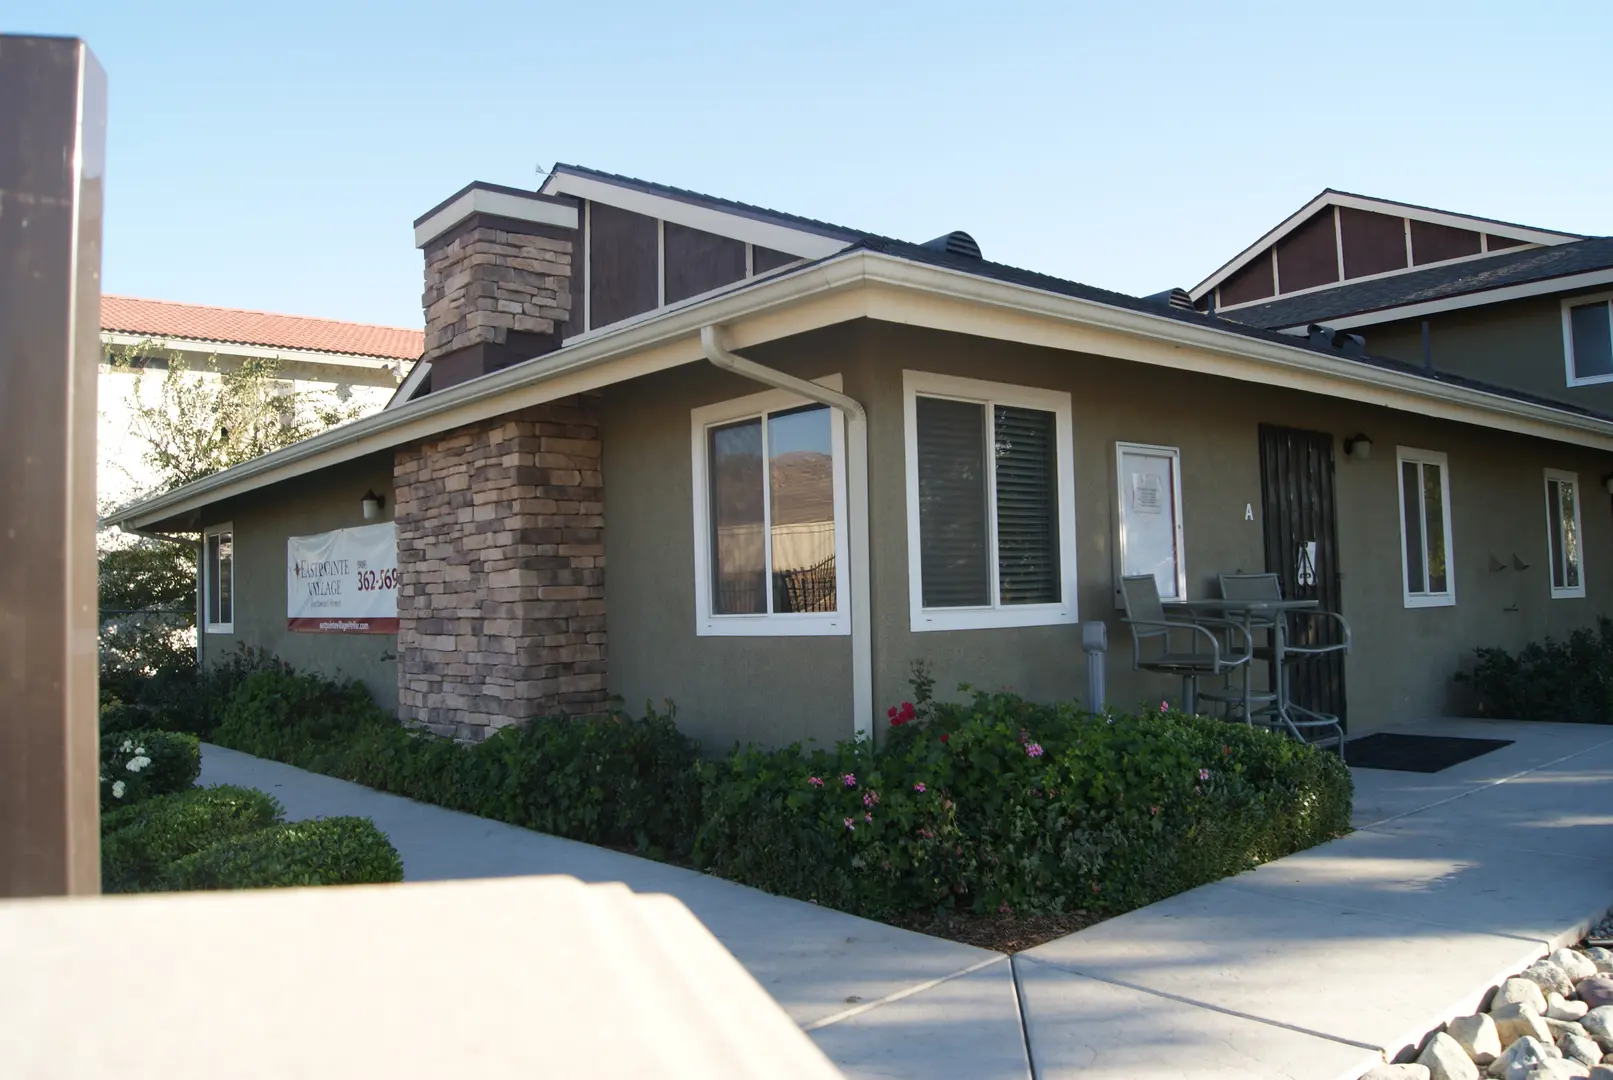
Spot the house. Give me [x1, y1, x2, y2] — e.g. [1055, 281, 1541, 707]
[98, 296, 421, 507]
[107, 167, 1613, 750]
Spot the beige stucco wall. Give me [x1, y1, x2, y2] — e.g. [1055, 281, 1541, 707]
[1362, 289, 1613, 415]
[196, 451, 399, 711]
[603, 319, 1613, 751]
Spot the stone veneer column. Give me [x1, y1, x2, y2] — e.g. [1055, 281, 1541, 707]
[393, 396, 606, 740]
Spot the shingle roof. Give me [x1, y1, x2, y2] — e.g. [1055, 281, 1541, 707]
[847, 236, 1613, 424]
[548, 163, 877, 245]
[1220, 236, 1613, 330]
[100, 296, 423, 362]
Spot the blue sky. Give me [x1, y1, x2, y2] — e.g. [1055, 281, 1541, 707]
[16, 1, 1613, 330]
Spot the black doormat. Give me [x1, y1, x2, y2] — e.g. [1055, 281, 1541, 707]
[1346, 733, 1513, 773]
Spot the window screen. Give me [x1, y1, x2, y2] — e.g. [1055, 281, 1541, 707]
[916, 396, 990, 607]
[206, 530, 233, 628]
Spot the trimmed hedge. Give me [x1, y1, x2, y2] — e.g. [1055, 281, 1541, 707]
[164, 817, 404, 890]
[694, 689, 1352, 919]
[100, 729, 201, 809]
[102, 785, 284, 892]
[213, 667, 701, 857]
[1459, 618, 1613, 724]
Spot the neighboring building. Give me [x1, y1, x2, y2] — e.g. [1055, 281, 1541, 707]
[1189, 190, 1613, 415]
[109, 168, 1613, 750]
[99, 296, 421, 507]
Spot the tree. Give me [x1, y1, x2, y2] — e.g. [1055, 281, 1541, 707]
[99, 344, 367, 687]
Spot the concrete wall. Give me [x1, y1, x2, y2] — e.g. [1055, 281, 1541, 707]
[601, 319, 1613, 750]
[1362, 289, 1613, 415]
[197, 452, 399, 710]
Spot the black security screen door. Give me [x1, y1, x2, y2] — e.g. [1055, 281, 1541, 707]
[1258, 424, 1347, 730]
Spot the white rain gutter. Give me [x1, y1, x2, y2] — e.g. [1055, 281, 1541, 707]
[699, 325, 874, 744]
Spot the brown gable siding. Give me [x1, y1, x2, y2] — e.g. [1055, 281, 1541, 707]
[1340, 207, 1409, 279]
[1275, 209, 1340, 294]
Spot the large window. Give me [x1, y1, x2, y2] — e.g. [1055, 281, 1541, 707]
[902, 371, 1077, 631]
[1115, 443, 1186, 601]
[690, 378, 848, 636]
[204, 524, 235, 633]
[1396, 448, 1455, 608]
[1544, 469, 1586, 599]
[1564, 294, 1613, 385]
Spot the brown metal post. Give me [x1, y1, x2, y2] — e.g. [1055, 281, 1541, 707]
[0, 35, 107, 896]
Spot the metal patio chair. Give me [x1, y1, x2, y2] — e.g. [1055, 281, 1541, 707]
[1119, 574, 1251, 716]
[1216, 572, 1350, 758]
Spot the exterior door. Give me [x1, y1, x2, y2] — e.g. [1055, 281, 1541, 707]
[1257, 424, 1348, 730]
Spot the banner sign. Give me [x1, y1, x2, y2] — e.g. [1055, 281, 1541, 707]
[286, 522, 399, 633]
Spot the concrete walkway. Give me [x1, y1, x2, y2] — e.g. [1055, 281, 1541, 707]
[200, 718, 1613, 1080]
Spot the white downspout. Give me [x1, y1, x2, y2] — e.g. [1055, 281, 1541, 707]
[699, 325, 874, 743]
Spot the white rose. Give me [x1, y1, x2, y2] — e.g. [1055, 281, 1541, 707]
[112, 780, 126, 799]
[126, 755, 152, 774]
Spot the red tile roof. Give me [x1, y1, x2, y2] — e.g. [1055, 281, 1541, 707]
[101, 296, 423, 362]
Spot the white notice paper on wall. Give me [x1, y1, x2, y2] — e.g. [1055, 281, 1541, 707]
[1119, 447, 1182, 599]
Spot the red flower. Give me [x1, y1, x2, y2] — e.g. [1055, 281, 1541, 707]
[888, 701, 917, 727]
[939, 733, 950, 743]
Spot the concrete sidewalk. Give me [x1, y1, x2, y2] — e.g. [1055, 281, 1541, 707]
[201, 718, 1613, 1080]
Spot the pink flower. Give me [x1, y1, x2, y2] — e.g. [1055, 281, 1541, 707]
[842, 773, 857, 788]
[863, 790, 881, 807]
[998, 902, 1012, 915]
[1161, 700, 1170, 713]
[1025, 742, 1044, 758]
[919, 827, 934, 839]
[864, 812, 872, 823]
[913, 782, 927, 793]
[1149, 805, 1160, 816]
[843, 817, 855, 831]
[1198, 768, 1210, 781]
[807, 776, 824, 788]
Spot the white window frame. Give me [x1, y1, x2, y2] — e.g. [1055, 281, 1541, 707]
[1543, 468, 1587, 599]
[1114, 442, 1187, 602]
[1562, 292, 1613, 387]
[1395, 447, 1456, 609]
[203, 522, 235, 634]
[689, 375, 850, 637]
[902, 370, 1078, 632]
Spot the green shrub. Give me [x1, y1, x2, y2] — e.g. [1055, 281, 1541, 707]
[163, 817, 404, 890]
[214, 665, 702, 857]
[694, 688, 1352, 920]
[101, 785, 284, 892]
[1458, 618, 1613, 723]
[99, 699, 159, 737]
[100, 729, 201, 809]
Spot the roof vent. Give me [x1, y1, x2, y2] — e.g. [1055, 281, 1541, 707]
[1144, 288, 1195, 312]
[920, 230, 982, 259]
[1307, 323, 1366, 357]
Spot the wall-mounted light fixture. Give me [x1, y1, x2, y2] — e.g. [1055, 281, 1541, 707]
[1343, 434, 1373, 461]
[1603, 474, 1613, 496]
[361, 490, 386, 521]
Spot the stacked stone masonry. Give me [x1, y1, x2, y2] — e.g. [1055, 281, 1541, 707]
[421, 224, 572, 361]
[394, 396, 606, 740]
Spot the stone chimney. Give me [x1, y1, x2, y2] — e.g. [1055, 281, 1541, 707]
[412, 183, 578, 391]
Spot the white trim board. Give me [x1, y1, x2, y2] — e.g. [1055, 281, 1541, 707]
[101, 331, 407, 372]
[541, 171, 849, 261]
[1215, 244, 1542, 316]
[1191, 189, 1580, 302]
[1282, 267, 1613, 331]
[688, 375, 850, 637]
[110, 249, 1613, 534]
[901, 369, 1079, 633]
[413, 186, 578, 249]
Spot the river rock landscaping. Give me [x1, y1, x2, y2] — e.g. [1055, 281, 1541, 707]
[1367, 938, 1613, 1080]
